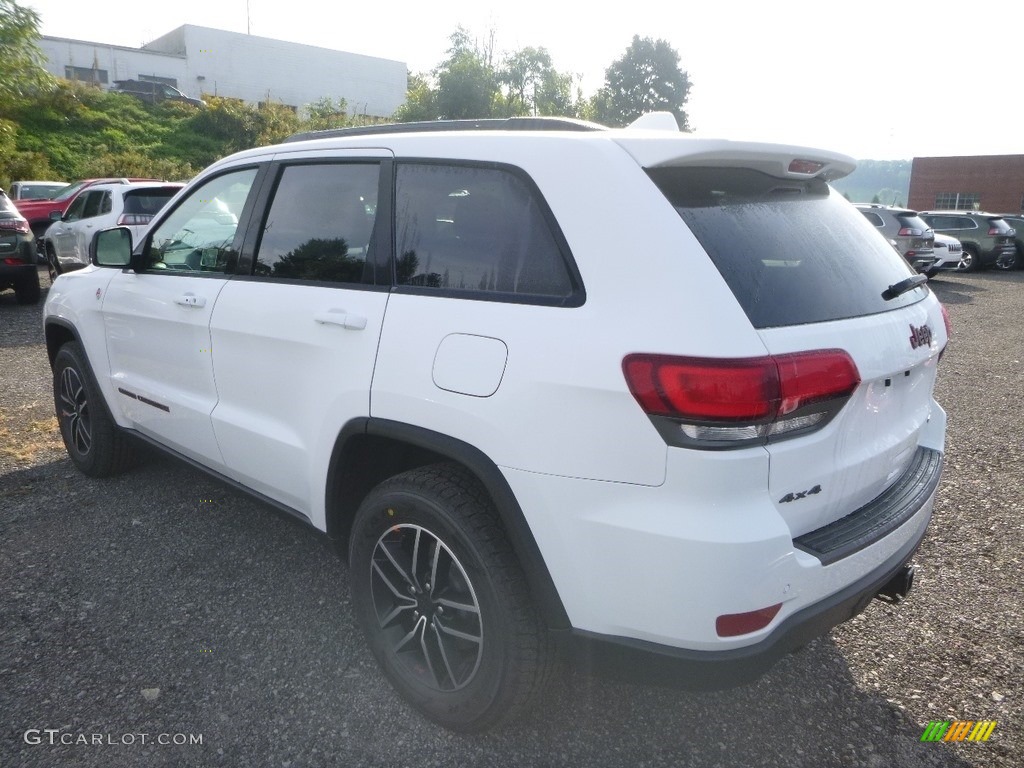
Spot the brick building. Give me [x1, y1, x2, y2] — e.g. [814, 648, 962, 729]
[908, 155, 1024, 213]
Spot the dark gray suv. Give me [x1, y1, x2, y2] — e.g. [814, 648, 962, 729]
[997, 214, 1024, 270]
[919, 211, 1016, 271]
[855, 204, 937, 275]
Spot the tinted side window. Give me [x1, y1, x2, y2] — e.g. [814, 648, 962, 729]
[860, 211, 884, 227]
[146, 168, 258, 274]
[394, 163, 573, 300]
[82, 191, 105, 219]
[64, 194, 88, 221]
[253, 163, 380, 285]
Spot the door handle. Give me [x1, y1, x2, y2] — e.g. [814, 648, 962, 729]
[314, 309, 367, 330]
[175, 293, 207, 308]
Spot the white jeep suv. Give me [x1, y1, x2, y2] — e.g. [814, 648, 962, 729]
[43, 114, 948, 732]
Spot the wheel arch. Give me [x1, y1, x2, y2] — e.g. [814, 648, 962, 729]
[325, 417, 571, 630]
[44, 319, 82, 369]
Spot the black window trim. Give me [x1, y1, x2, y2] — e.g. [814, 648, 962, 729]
[232, 156, 392, 293]
[388, 157, 586, 308]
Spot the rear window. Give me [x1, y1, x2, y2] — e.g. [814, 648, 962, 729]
[895, 214, 931, 233]
[986, 217, 1014, 234]
[123, 188, 179, 215]
[647, 167, 925, 329]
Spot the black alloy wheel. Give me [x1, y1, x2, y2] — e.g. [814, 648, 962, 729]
[53, 342, 134, 477]
[348, 464, 551, 732]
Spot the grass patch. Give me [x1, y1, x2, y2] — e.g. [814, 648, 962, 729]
[0, 406, 63, 464]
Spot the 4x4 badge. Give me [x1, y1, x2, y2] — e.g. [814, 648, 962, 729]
[909, 323, 932, 350]
[779, 485, 821, 504]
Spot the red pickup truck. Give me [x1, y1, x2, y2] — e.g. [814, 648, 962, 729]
[16, 177, 159, 241]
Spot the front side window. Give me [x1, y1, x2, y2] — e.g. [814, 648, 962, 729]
[253, 163, 381, 285]
[81, 191, 105, 219]
[394, 163, 575, 301]
[63, 194, 89, 221]
[145, 168, 258, 274]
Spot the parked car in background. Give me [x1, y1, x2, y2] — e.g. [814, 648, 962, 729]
[111, 79, 205, 108]
[43, 182, 183, 278]
[855, 204, 936, 274]
[918, 211, 1016, 271]
[44, 115, 948, 732]
[996, 214, 1024, 269]
[931, 232, 964, 272]
[8, 180, 67, 201]
[16, 178, 161, 242]
[0, 190, 40, 304]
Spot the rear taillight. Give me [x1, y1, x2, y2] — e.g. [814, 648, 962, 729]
[988, 227, 1000, 236]
[0, 219, 30, 234]
[118, 214, 153, 226]
[622, 350, 860, 449]
[898, 227, 924, 237]
[3, 257, 28, 265]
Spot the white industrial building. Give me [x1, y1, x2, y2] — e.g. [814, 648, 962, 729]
[38, 24, 407, 118]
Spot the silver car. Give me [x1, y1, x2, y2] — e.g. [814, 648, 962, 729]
[43, 182, 183, 279]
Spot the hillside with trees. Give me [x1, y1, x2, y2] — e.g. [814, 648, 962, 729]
[1, 1, 692, 187]
[830, 159, 912, 206]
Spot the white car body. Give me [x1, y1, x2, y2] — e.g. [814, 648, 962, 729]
[43, 117, 948, 727]
[43, 182, 183, 274]
[931, 232, 964, 271]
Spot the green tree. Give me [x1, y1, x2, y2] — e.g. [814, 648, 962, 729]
[592, 36, 690, 128]
[395, 72, 439, 122]
[305, 96, 350, 131]
[497, 46, 580, 117]
[0, 0, 53, 103]
[433, 27, 498, 119]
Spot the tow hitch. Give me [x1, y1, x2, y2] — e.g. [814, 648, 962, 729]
[875, 564, 916, 604]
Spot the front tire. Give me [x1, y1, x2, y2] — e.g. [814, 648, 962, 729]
[46, 243, 61, 284]
[958, 245, 980, 272]
[53, 342, 135, 477]
[348, 464, 551, 732]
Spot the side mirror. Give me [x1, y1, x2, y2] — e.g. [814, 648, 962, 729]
[49, 210, 62, 222]
[90, 227, 133, 267]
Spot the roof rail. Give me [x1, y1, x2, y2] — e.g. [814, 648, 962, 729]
[285, 116, 608, 143]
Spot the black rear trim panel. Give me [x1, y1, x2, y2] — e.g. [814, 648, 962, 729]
[794, 446, 943, 565]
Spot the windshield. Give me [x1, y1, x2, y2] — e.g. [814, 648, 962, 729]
[647, 167, 926, 328]
[53, 181, 89, 202]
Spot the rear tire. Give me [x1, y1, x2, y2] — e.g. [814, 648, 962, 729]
[53, 342, 135, 477]
[348, 463, 551, 732]
[995, 248, 1018, 271]
[15, 269, 41, 305]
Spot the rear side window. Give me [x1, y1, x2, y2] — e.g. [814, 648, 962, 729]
[253, 163, 381, 285]
[394, 163, 576, 302]
[861, 211, 884, 227]
[648, 167, 925, 328]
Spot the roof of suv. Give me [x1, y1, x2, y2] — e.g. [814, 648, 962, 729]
[854, 203, 921, 217]
[286, 116, 609, 143]
[263, 116, 859, 184]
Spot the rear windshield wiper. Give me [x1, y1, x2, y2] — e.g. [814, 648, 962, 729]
[882, 274, 927, 301]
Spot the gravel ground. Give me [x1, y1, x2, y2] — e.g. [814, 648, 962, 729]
[0, 267, 1020, 768]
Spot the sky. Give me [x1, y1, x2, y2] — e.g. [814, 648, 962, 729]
[24, 0, 1024, 160]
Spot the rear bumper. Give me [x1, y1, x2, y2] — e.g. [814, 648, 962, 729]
[558, 499, 933, 689]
